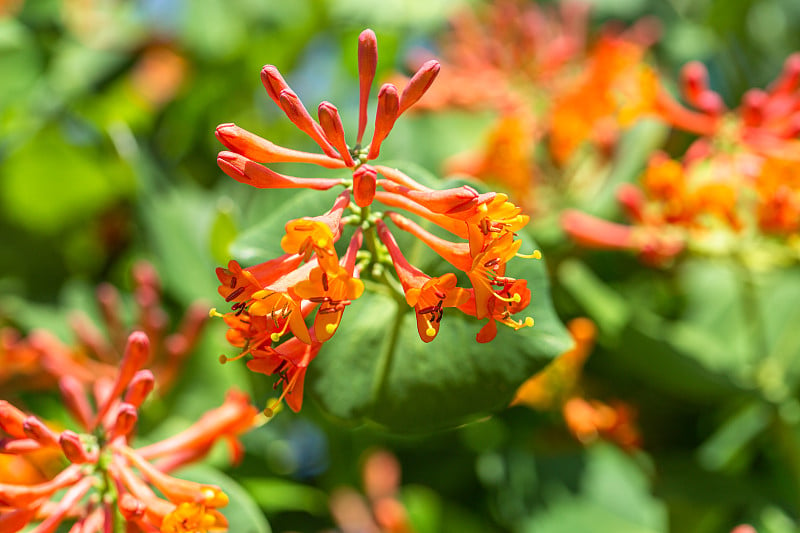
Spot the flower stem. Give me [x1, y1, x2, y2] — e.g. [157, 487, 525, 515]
[370, 298, 407, 406]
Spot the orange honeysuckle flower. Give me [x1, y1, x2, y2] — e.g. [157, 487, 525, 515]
[281, 219, 339, 271]
[0, 332, 257, 532]
[376, 220, 469, 342]
[464, 193, 530, 257]
[549, 34, 660, 164]
[512, 317, 597, 410]
[247, 337, 323, 413]
[293, 265, 365, 342]
[248, 287, 311, 345]
[161, 501, 229, 533]
[280, 190, 351, 269]
[563, 397, 642, 451]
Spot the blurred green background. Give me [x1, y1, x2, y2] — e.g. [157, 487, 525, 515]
[3, 0, 800, 532]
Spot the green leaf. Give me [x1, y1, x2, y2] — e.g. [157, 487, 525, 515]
[310, 230, 571, 432]
[239, 477, 328, 515]
[230, 187, 342, 264]
[173, 464, 272, 533]
[523, 444, 667, 533]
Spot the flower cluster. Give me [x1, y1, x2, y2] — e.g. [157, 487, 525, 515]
[512, 318, 641, 451]
[395, 0, 661, 210]
[563, 54, 800, 267]
[212, 29, 538, 413]
[0, 332, 258, 532]
[1, 261, 208, 394]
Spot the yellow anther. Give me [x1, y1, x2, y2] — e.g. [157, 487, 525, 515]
[523, 317, 534, 327]
[325, 323, 337, 335]
[426, 326, 436, 337]
[209, 308, 224, 318]
[516, 250, 542, 259]
[511, 293, 521, 303]
[270, 332, 282, 342]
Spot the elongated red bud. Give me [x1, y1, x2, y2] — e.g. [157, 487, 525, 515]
[215, 123, 345, 168]
[113, 403, 138, 439]
[770, 53, 800, 96]
[318, 102, 355, 166]
[94, 332, 150, 427]
[353, 165, 378, 208]
[124, 370, 155, 408]
[218, 151, 344, 190]
[23, 416, 59, 447]
[616, 184, 647, 223]
[357, 29, 378, 145]
[0, 401, 28, 438]
[279, 89, 341, 159]
[367, 84, 400, 160]
[680, 61, 710, 108]
[399, 60, 440, 115]
[59, 430, 94, 464]
[742, 89, 767, 127]
[261, 65, 290, 108]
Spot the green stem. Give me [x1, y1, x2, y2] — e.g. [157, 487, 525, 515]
[370, 299, 407, 406]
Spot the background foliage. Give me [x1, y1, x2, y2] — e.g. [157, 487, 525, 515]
[3, 0, 800, 531]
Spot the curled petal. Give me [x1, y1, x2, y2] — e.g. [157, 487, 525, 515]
[218, 151, 344, 190]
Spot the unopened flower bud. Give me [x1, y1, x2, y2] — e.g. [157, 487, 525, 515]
[353, 165, 377, 207]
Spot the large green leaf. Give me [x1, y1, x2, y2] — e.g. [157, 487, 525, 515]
[309, 229, 571, 432]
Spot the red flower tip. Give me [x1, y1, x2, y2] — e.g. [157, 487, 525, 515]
[0, 400, 28, 438]
[680, 61, 710, 105]
[742, 89, 768, 127]
[357, 29, 379, 145]
[260, 64, 290, 108]
[353, 164, 378, 207]
[318, 101, 356, 166]
[59, 430, 94, 464]
[399, 59, 440, 115]
[367, 83, 400, 160]
[770, 52, 800, 96]
[113, 403, 138, 438]
[22, 416, 59, 447]
[616, 183, 647, 223]
[124, 369, 155, 408]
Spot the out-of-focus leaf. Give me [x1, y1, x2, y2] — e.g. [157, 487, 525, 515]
[0, 125, 135, 234]
[140, 185, 220, 303]
[697, 400, 772, 471]
[174, 464, 272, 533]
[524, 444, 667, 533]
[239, 477, 328, 515]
